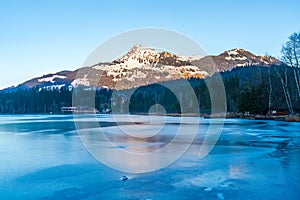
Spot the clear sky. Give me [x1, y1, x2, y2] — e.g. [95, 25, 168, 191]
[1, 0, 300, 89]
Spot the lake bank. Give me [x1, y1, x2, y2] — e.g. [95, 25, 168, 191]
[0, 115, 299, 199]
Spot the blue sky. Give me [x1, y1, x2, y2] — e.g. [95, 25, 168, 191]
[1, 0, 300, 89]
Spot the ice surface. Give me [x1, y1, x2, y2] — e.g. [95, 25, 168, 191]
[0, 115, 299, 199]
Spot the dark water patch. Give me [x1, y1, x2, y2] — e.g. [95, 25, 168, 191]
[0, 121, 76, 134]
[263, 135, 292, 139]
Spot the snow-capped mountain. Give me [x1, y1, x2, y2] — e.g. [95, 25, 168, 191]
[89, 45, 208, 89]
[3, 46, 282, 91]
[113, 45, 192, 66]
[192, 48, 282, 74]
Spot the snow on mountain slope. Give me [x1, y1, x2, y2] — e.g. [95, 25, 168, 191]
[71, 74, 90, 87]
[38, 75, 66, 83]
[3, 46, 283, 91]
[191, 48, 282, 74]
[89, 45, 208, 89]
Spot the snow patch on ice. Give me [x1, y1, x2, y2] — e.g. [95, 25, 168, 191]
[174, 167, 246, 190]
[217, 193, 225, 200]
[174, 170, 228, 188]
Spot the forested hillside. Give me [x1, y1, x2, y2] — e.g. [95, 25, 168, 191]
[0, 65, 299, 115]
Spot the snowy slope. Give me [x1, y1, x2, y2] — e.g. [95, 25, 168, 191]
[3, 46, 282, 91]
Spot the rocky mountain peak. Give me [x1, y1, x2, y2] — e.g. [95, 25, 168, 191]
[3, 46, 284, 91]
[113, 45, 191, 67]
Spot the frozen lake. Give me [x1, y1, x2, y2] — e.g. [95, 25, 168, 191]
[0, 115, 299, 200]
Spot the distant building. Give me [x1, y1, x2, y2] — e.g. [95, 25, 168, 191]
[61, 106, 97, 114]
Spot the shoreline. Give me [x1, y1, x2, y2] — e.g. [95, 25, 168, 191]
[0, 112, 299, 122]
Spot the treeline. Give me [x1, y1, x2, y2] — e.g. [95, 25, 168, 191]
[224, 65, 300, 114]
[0, 87, 72, 114]
[128, 65, 300, 115]
[0, 64, 299, 114]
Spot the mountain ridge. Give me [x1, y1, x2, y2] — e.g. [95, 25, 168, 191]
[2, 46, 282, 92]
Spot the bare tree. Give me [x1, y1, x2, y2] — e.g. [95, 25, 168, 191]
[268, 67, 272, 115]
[281, 32, 300, 99]
[275, 67, 293, 113]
